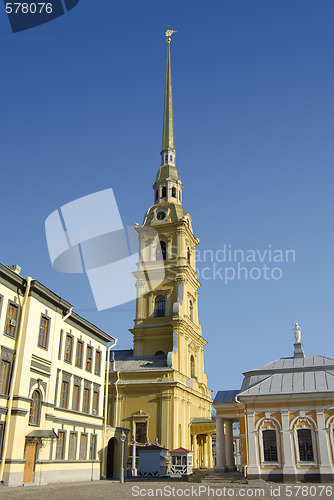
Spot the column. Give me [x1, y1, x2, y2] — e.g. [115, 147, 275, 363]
[215, 417, 226, 471]
[281, 410, 296, 481]
[192, 434, 198, 469]
[208, 434, 213, 469]
[225, 420, 235, 470]
[245, 411, 260, 479]
[316, 410, 334, 477]
[203, 436, 209, 468]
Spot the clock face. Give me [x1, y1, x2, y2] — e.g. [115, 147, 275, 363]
[157, 211, 166, 221]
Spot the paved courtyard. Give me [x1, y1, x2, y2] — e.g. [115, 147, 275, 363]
[0, 479, 333, 500]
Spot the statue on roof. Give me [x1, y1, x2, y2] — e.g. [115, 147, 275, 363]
[292, 322, 301, 343]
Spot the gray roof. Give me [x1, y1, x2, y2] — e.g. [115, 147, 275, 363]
[239, 355, 334, 397]
[110, 350, 169, 372]
[214, 390, 240, 404]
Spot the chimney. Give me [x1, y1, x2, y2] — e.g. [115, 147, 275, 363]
[8, 265, 21, 275]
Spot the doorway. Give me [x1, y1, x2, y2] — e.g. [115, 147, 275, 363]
[23, 441, 37, 483]
[106, 437, 117, 479]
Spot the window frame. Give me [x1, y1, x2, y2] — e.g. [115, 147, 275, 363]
[29, 389, 41, 426]
[75, 340, 84, 368]
[4, 301, 19, 339]
[94, 350, 101, 376]
[90, 434, 97, 460]
[82, 387, 90, 413]
[0, 359, 11, 396]
[64, 333, 73, 363]
[68, 431, 78, 461]
[79, 433, 88, 460]
[86, 345, 93, 372]
[38, 314, 50, 350]
[92, 390, 99, 415]
[60, 380, 69, 409]
[154, 295, 166, 318]
[72, 384, 80, 411]
[56, 430, 66, 460]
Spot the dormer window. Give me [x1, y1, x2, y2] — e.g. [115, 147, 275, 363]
[172, 187, 176, 198]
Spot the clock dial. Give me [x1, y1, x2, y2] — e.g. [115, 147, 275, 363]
[157, 211, 166, 221]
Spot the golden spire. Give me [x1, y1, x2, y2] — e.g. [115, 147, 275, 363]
[162, 29, 176, 152]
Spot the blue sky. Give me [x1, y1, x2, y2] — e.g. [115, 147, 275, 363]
[1, 0, 333, 398]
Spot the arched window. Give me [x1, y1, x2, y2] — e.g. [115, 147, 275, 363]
[189, 300, 193, 321]
[155, 190, 158, 202]
[172, 187, 176, 198]
[190, 355, 195, 378]
[154, 296, 166, 318]
[170, 155, 173, 163]
[187, 247, 191, 264]
[156, 241, 167, 260]
[162, 186, 167, 198]
[297, 429, 314, 461]
[155, 350, 164, 355]
[165, 154, 168, 163]
[262, 429, 278, 462]
[29, 390, 41, 425]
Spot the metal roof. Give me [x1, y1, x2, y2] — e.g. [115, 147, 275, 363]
[111, 349, 169, 372]
[214, 390, 240, 404]
[238, 354, 334, 397]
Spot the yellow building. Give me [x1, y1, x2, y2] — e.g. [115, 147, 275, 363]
[214, 324, 334, 483]
[106, 31, 214, 476]
[0, 262, 114, 486]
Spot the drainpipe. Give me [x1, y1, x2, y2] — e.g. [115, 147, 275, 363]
[114, 370, 120, 427]
[62, 307, 73, 322]
[0, 277, 32, 483]
[102, 338, 118, 479]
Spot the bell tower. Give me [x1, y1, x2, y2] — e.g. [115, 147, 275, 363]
[131, 30, 210, 392]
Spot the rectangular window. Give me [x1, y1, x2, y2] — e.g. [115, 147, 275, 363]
[64, 334, 73, 363]
[135, 422, 147, 444]
[94, 350, 101, 376]
[0, 422, 4, 460]
[5, 303, 18, 337]
[92, 391, 99, 415]
[68, 432, 77, 460]
[60, 381, 68, 409]
[262, 429, 278, 461]
[86, 345, 93, 372]
[90, 434, 97, 460]
[58, 330, 63, 360]
[0, 360, 10, 395]
[298, 429, 314, 461]
[38, 315, 49, 349]
[75, 340, 83, 368]
[56, 431, 66, 460]
[82, 387, 90, 413]
[79, 433, 87, 460]
[72, 384, 80, 411]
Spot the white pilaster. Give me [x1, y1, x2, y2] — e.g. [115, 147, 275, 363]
[316, 410, 334, 475]
[246, 411, 260, 477]
[281, 410, 296, 478]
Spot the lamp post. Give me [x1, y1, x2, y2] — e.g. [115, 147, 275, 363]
[119, 430, 126, 483]
[131, 435, 137, 476]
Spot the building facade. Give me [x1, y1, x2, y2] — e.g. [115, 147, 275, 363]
[0, 262, 113, 486]
[106, 31, 214, 475]
[214, 324, 334, 482]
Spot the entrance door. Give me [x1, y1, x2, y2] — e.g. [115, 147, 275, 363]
[106, 438, 117, 479]
[23, 442, 36, 483]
